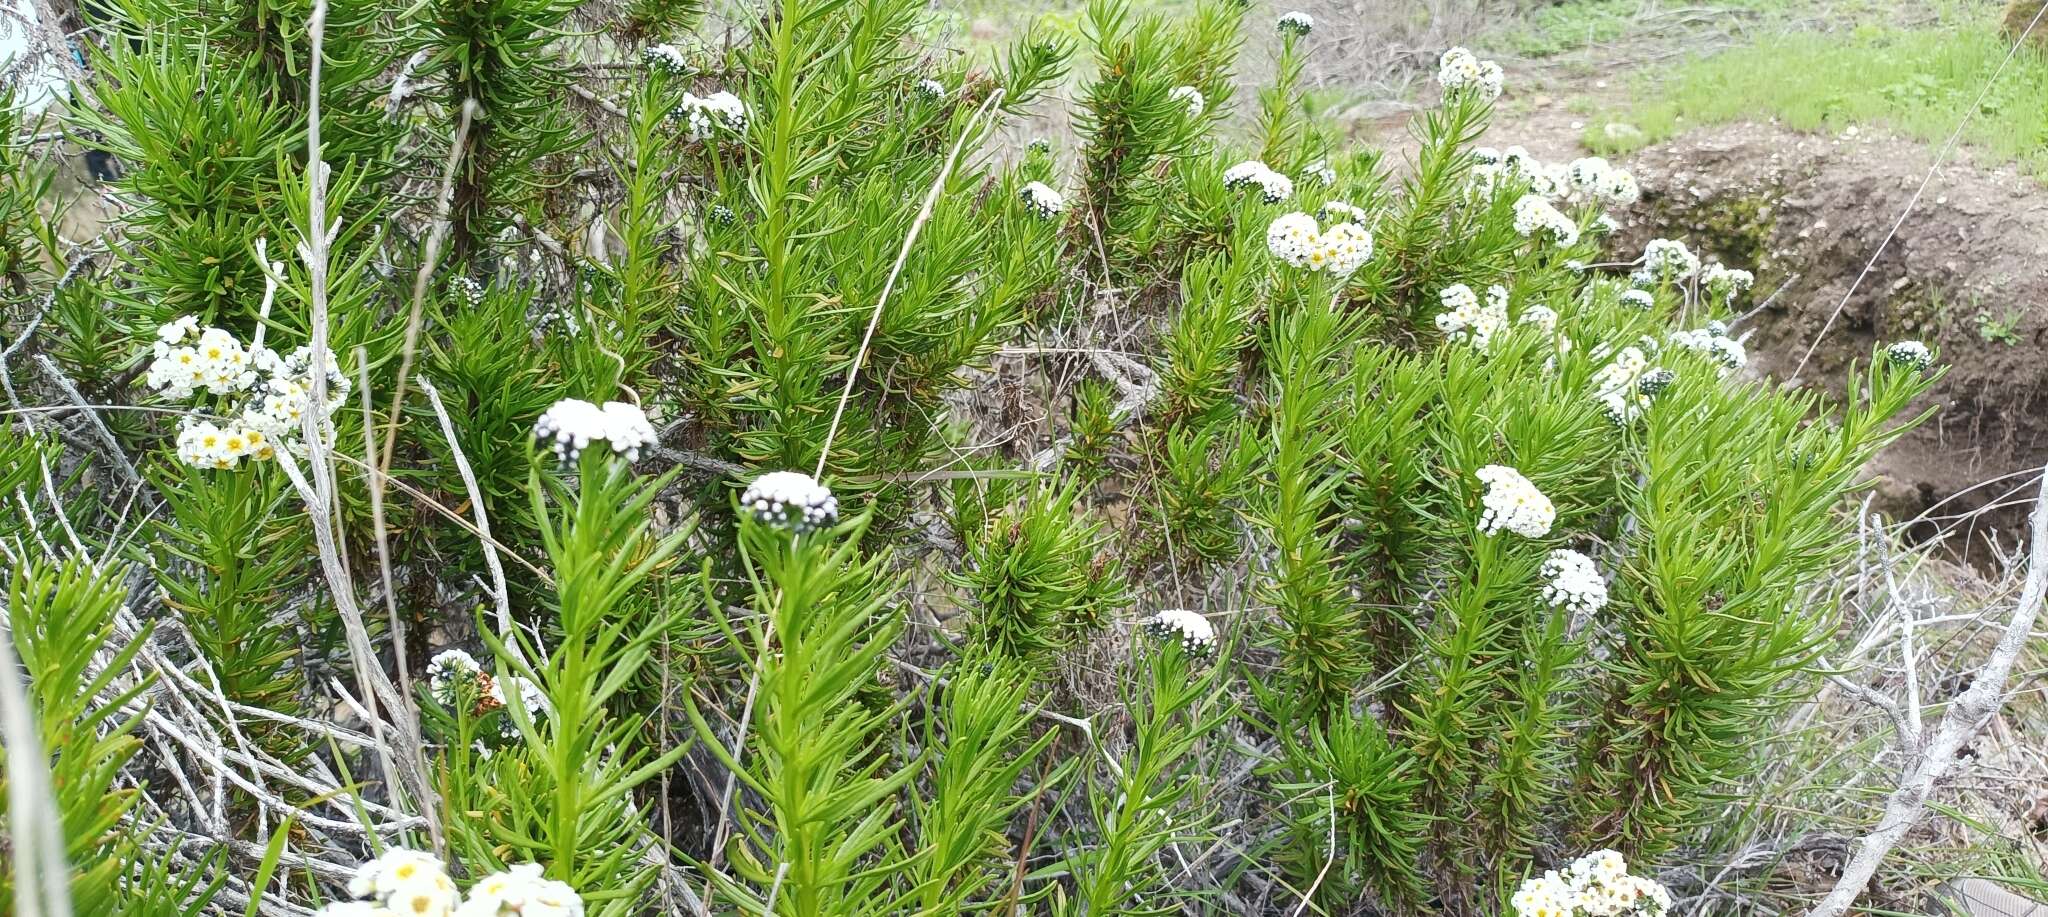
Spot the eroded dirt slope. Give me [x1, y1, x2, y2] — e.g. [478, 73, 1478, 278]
[1620, 123, 2048, 552]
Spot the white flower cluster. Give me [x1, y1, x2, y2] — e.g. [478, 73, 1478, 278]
[1470, 147, 1552, 199]
[1435, 283, 1510, 349]
[451, 275, 486, 306]
[1590, 344, 1658, 423]
[457, 864, 585, 917]
[1884, 339, 1932, 371]
[533, 398, 657, 463]
[1700, 262, 1754, 302]
[1540, 549, 1607, 616]
[1562, 156, 1640, 207]
[146, 317, 247, 397]
[320, 849, 584, 917]
[1144, 608, 1216, 657]
[915, 78, 947, 101]
[1510, 849, 1672, 917]
[1019, 181, 1065, 220]
[1518, 304, 1571, 356]
[1320, 200, 1368, 223]
[1265, 212, 1373, 276]
[1634, 238, 1701, 285]
[1476, 464, 1554, 537]
[424, 649, 546, 739]
[1668, 323, 1747, 373]
[427, 649, 482, 707]
[1437, 47, 1504, 100]
[1636, 367, 1676, 396]
[740, 470, 839, 534]
[1302, 159, 1336, 185]
[1618, 289, 1655, 311]
[1168, 84, 1205, 118]
[1513, 194, 1579, 246]
[641, 43, 687, 76]
[336, 849, 459, 917]
[146, 317, 351, 470]
[675, 90, 746, 141]
[1222, 159, 1293, 203]
[1277, 10, 1313, 36]
[1471, 148, 1637, 209]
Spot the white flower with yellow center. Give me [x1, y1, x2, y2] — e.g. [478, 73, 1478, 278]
[1476, 464, 1554, 537]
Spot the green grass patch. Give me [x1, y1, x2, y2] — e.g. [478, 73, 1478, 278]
[1583, 17, 2048, 177]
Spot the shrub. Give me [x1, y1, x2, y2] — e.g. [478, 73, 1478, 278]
[0, 1, 1944, 915]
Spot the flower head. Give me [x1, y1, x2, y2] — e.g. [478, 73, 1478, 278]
[1513, 194, 1579, 246]
[532, 399, 608, 462]
[642, 43, 688, 76]
[1701, 263, 1755, 302]
[1562, 156, 1639, 206]
[1437, 47, 1505, 100]
[1319, 200, 1369, 223]
[347, 849, 456, 914]
[1541, 549, 1608, 616]
[426, 650, 482, 707]
[534, 398, 656, 463]
[1168, 85, 1205, 118]
[1619, 289, 1655, 311]
[1518, 304, 1559, 335]
[1277, 11, 1313, 36]
[675, 90, 746, 141]
[454, 864, 585, 917]
[1592, 345, 1654, 423]
[1435, 284, 1510, 349]
[1265, 212, 1372, 276]
[740, 471, 839, 533]
[1476, 464, 1554, 538]
[1514, 849, 1672, 917]
[914, 78, 947, 102]
[1884, 339, 1931, 371]
[1019, 181, 1065, 220]
[1222, 160, 1293, 203]
[1637, 239, 1701, 284]
[1668, 325, 1747, 373]
[1143, 609, 1216, 657]
[1635, 367, 1677, 396]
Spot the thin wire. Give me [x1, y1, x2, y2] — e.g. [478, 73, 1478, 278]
[1790, 3, 2047, 381]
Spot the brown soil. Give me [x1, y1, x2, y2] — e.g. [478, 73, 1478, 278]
[1617, 122, 2048, 555]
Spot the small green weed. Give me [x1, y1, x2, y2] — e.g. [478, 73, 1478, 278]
[1975, 306, 2025, 345]
[1585, 15, 2048, 178]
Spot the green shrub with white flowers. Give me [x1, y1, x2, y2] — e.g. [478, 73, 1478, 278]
[0, 0, 1940, 914]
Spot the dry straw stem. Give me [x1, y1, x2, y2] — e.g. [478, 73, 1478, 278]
[1806, 463, 2048, 917]
[417, 373, 525, 670]
[284, 0, 446, 853]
